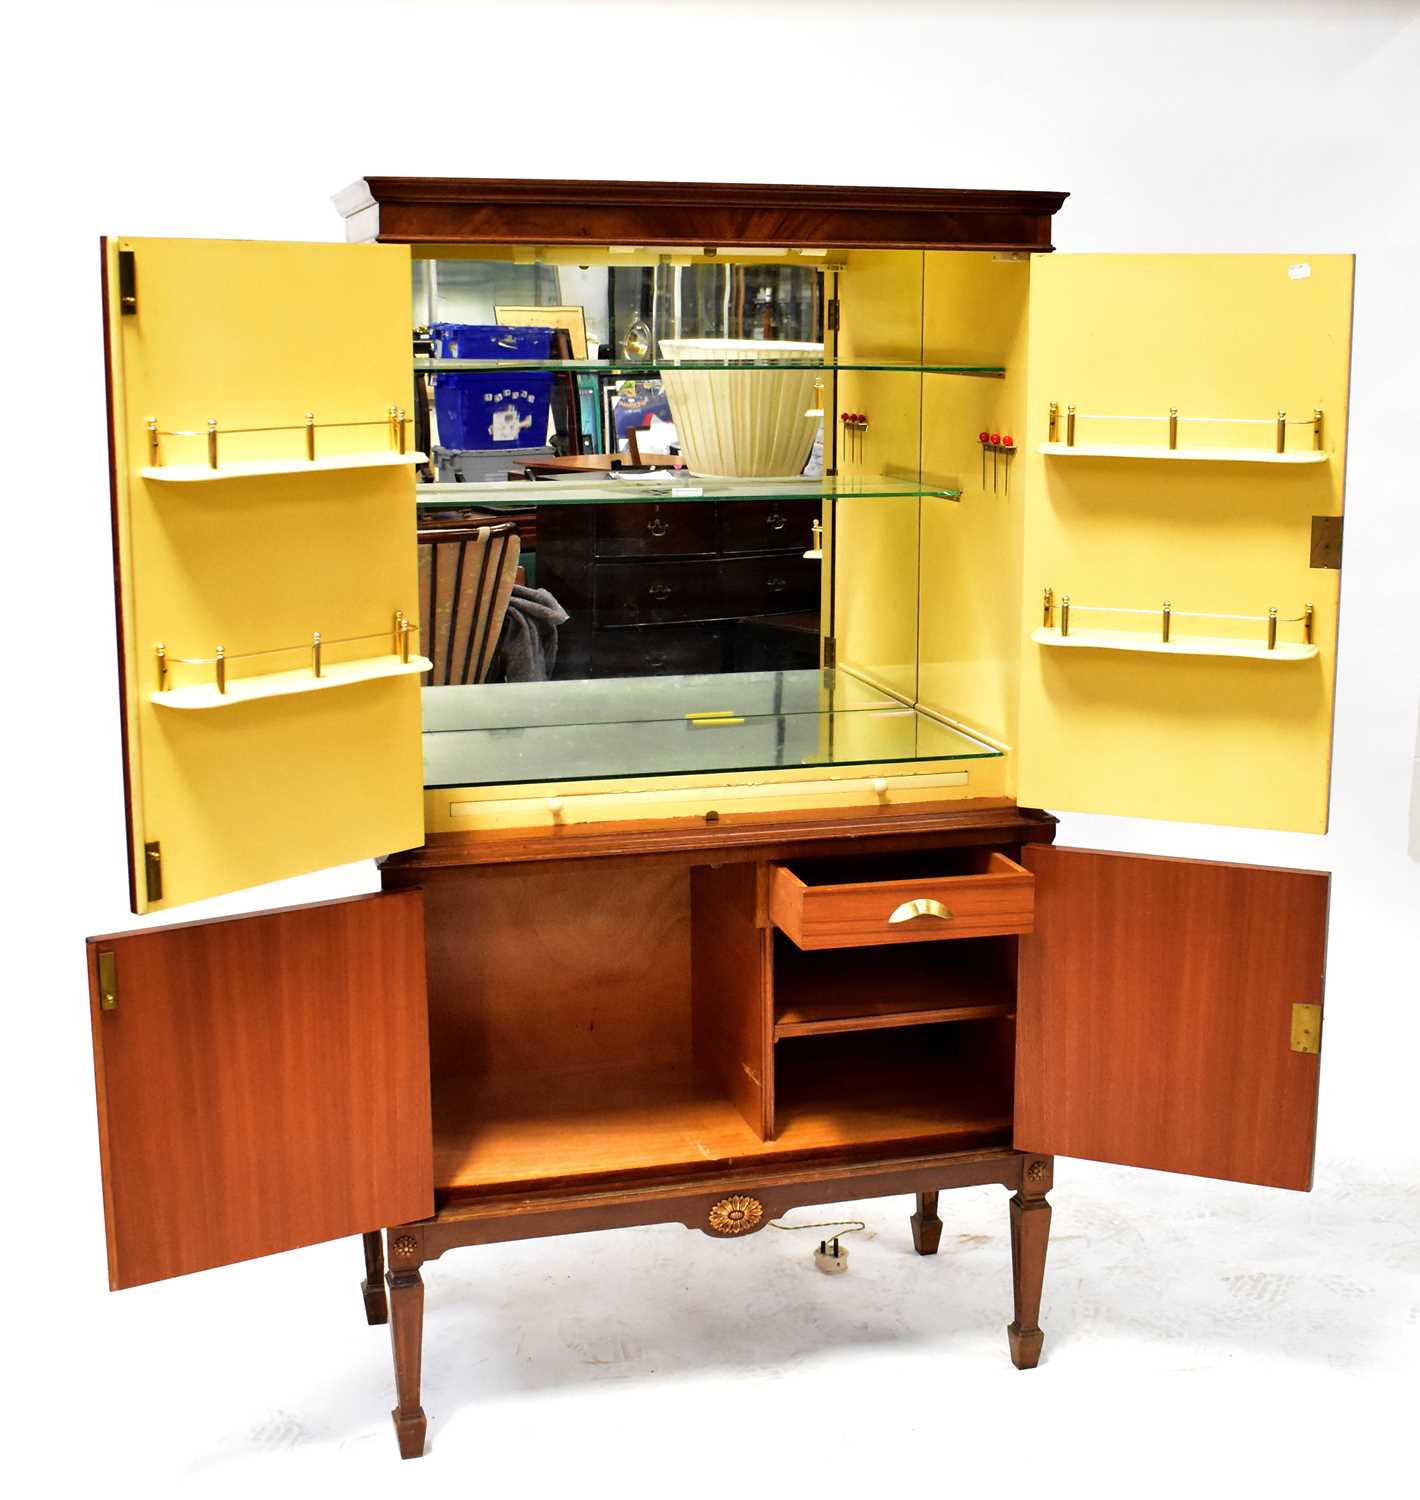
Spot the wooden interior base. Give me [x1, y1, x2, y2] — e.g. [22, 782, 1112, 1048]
[432, 1042, 1012, 1194]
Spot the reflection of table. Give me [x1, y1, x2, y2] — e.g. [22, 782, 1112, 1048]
[416, 502, 538, 554]
[513, 453, 686, 477]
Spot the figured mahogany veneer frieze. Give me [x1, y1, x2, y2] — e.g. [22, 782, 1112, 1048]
[335, 176, 1069, 250]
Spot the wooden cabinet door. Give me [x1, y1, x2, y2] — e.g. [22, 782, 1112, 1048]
[103, 236, 426, 912]
[1014, 846, 1328, 1189]
[1018, 254, 1353, 833]
[87, 891, 433, 1289]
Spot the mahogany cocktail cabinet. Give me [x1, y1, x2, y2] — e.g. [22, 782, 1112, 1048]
[86, 178, 1347, 1458]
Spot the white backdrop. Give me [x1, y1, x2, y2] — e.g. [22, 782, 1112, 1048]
[1, 2, 1417, 1493]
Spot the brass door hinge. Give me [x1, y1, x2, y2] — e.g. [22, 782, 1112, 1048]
[97, 950, 118, 1012]
[825, 299, 840, 333]
[1310, 516, 1342, 569]
[823, 636, 838, 670]
[118, 248, 137, 316]
[1290, 1002, 1322, 1054]
[144, 840, 163, 903]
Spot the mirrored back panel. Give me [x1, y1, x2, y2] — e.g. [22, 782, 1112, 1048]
[410, 246, 1027, 790]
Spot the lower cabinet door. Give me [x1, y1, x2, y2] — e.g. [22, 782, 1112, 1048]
[87, 890, 433, 1289]
[1014, 846, 1328, 1190]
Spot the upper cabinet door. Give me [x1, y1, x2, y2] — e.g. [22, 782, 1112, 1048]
[1014, 846, 1328, 1190]
[1018, 254, 1353, 833]
[87, 891, 433, 1290]
[102, 237, 427, 912]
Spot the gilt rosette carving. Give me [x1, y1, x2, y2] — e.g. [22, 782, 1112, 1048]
[707, 1195, 764, 1236]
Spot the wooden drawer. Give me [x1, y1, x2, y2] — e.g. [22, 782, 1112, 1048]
[591, 623, 730, 677]
[595, 503, 717, 559]
[717, 499, 819, 554]
[718, 554, 821, 618]
[769, 850, 1035, 950]
[593, 558, 722, 627]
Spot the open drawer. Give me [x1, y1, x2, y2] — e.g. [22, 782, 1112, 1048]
[768, 849, 1035, 950]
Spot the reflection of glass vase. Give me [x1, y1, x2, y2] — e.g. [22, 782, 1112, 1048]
[621, 312, 652, 361]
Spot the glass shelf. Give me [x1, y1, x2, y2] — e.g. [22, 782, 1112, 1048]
[421, 670, 1000, 788]
[416, 357, 1005, 378]
[417, 474, 959, 508]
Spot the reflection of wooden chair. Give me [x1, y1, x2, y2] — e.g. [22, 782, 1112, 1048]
[417, 522, 521, 684]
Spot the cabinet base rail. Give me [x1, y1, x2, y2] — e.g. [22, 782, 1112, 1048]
[370, 1146, 1053, 1459]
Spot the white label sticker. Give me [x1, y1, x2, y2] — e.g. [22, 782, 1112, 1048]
[489, 403, 527, 443]
[671, 485, 704, 497]
[1288, 263, 1312, 280]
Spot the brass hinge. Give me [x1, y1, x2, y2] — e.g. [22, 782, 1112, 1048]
[823, 636, 838, 670]
[1310, 515, 1342, 569]
[1290, 1002, 1322, 1054]
[97, 950, 119, 1012]
[118, 248, 137, 316]
[144, 840, 163, 903]
[825, 299, 840, 333]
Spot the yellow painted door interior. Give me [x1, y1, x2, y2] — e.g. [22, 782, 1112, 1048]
[105, 237, 426, 911]
[1017, 254, 1352, 832]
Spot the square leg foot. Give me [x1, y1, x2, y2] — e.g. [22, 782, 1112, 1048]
[1006, 1321, 1044, 1370]
[392, 1407, 428, 1460]
[909, 1211, 943, 1256]
[363, 1279, 389, 1326]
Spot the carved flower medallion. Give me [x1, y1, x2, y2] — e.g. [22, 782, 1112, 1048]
[707, 1195, 763, 1235]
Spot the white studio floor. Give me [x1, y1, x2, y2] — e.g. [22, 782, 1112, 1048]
[34, 1153, 1418, 1498]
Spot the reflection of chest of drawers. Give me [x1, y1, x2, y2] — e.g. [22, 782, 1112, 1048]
[537, 498, 822, 678]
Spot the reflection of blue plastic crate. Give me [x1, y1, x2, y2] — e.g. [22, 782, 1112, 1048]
[431, 324, 555, 449]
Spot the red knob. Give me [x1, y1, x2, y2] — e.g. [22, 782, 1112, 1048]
[989, 433, 1000, 444]
[1002, 435, 1014, 448]
[978, 430, 989, 442]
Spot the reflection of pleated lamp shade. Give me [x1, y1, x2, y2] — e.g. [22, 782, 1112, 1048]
[659, 339, 825, 478]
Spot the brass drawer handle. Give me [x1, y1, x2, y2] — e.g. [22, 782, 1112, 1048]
[647, 517, 670, 537]
[888, 897, 952, 925]
[649, 582, 673, 600]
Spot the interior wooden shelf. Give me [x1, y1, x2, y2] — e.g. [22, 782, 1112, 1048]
[142, 450, 429, 483]
[774, 938, 1015, 1038]
[432, 1053, 1011, 1194]
[153, 653, 433, 710]
[1039, 441, 1326, 465]
[1032, 626, 1317, 662]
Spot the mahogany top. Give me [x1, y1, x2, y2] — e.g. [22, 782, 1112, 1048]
[334, 176, 1069, 251]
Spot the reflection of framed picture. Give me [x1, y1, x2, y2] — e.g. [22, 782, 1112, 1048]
[495, 304, 589, 360]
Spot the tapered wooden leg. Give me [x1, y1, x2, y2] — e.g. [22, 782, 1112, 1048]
[1007, 1156, 1053, 1369]
[910, 1190, 943, 1255]
[387, 1232, 428, 1459]
[361, 1231, 388, 1326]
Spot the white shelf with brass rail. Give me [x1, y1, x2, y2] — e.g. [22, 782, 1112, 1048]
[141, 408, 420, 482]
[1038, 443, 1325, 465]
[151, 615, 429, 710]
[1040, 401, 1327, 463]
[1034, 589, 1318, 662]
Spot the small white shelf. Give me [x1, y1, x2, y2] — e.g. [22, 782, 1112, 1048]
[1039, 442, 1326, 465]
[143, 451, 429, 483]
[1033, 627, 1317, 662]
[153, 654, 432, 710]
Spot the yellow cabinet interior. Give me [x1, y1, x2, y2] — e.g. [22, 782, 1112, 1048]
[102, 237, 1353, 911]
[104, 238, 427, 911]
